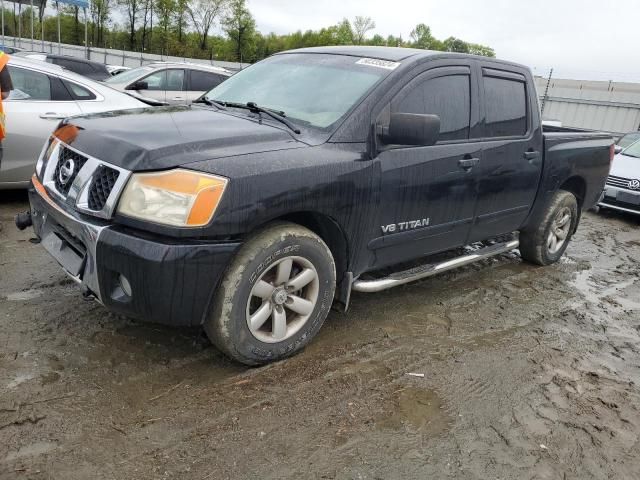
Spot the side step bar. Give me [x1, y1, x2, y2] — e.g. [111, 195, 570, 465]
[352, 239, 520, 293]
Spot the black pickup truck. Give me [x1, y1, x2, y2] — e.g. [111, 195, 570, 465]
[22, 46, 613, 365]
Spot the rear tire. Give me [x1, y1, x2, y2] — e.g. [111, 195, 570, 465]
[205, 222, 336, 366]
[520, 190, 578, 266]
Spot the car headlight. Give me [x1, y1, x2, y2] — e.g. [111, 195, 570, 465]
[117, 169, 228, 227]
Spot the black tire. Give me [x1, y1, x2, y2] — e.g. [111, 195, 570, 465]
[520, 190, 579, 266]
[205, 222, 336, 366]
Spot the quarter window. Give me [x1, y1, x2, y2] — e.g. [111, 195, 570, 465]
[190, 70, 226, 91]
[64, 80, 97, 100]
[393, 74, 471, 142]
[483, 76, 527, 137]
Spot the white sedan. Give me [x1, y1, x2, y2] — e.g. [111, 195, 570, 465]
[0, 56, 147, 189]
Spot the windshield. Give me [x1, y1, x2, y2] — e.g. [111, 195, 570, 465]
[622, 139, 640, 158]
[104, 66, 152, 84]
[617, 132, 640, 149]
[203, 53, 394, 130]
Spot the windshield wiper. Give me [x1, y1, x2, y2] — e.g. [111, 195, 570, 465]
[222, 101, 301, 134]
[194, 97, 227, 109]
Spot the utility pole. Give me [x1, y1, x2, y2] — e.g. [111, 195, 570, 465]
[540, 67, 553, 117]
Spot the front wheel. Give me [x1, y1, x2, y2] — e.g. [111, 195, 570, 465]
[519, 190, 579, 266]
[204, 222, 336, 365]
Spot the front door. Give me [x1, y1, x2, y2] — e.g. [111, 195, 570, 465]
[373, 66, 482, 268]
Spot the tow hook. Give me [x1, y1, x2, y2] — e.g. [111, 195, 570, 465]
[14, 211, 33, 230]
[81, 285, 95, 301]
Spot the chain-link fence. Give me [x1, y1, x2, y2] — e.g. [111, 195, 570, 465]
[2, 35, 243, 71]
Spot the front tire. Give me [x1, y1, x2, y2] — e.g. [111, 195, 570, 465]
[205, 222, 336, 365]
[520, 190, 579, 266]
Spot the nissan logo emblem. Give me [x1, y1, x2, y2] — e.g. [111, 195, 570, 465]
[58, 158, 76, 186]
[629, 179, 640, 191]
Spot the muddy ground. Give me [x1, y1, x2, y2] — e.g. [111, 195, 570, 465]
[1, 191, 639, 480]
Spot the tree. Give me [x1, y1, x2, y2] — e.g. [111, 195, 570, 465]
[90, 0, 111, 47]
[223, 0, 256, 62]
[119, 0, 142, 49]
[335, 18, 353, 44]
[467, 42, 495, 58]
[352, 15, 375, 44]
[409, 23, 437, 50]
[155, 0, 175, 54]
[188, 0, 226, 50]
[443, 36, 469, 53]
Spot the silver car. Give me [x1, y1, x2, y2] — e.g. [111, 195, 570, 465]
[600, 139, 640, 215]
[103, 62, 231, 105]
[0, 57, 147, 189]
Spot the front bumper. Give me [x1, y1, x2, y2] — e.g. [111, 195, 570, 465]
[598, 185, 640, 215]
[29, 177, 241, 327]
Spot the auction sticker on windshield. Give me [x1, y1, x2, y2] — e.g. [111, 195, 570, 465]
[355, 58, 400, 70]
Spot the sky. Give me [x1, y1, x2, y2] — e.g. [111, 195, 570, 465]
[246, 0, 638, 83]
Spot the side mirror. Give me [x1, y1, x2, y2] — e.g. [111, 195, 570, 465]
[379, 113, 440, 146]
[614, 145, 623, 154]
[126, 80, 148, 91]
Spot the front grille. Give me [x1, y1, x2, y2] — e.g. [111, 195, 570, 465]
[88, 166, 120, 211]
[606, 175, 640, 191]
[54, 146, 88, 195]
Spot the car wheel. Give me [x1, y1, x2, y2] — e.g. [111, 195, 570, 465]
[519, 190, 579, 266]
[204, 222, 336, 365]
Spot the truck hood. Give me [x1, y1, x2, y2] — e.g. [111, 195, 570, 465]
[611, 153, 640, 180]
[59, 105, 307, 171]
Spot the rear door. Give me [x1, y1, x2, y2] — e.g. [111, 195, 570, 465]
[374, 64, 481, 267]
[468, 67, 543, 242]
[1, 66, 82, 185]
[164, 69, 187, 104]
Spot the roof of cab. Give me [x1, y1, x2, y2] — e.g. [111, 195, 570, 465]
[278, 45, 529, 71]
[279, 46, 431, 61]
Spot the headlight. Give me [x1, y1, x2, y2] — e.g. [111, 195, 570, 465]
[117, 169, 228, 227]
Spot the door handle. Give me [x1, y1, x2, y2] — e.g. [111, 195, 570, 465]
[39, 112, 66, 120]
[172, 96, 185, 101]
[523, 151, 540, 160]
[458, 157, 480, 171]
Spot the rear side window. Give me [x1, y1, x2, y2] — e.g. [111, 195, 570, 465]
[483, 76, 527, 137]
[7, 66, 51, 100]
[63, 80, 97, 100]
[190, 70, 226, 91]
[393, 74, 471, 142]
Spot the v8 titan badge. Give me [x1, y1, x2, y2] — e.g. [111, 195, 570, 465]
[381, 218, 430, 234]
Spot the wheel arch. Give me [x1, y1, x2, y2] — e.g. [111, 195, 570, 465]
[559, 176, 587, 233]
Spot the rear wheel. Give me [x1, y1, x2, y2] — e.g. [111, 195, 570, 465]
[519, 190, 578, 266]
[205, 222, 336, 365]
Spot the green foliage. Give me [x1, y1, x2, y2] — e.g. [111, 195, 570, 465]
[2, 6, 496, 61]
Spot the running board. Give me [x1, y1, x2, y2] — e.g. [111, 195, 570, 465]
[352, 239, 520, 293]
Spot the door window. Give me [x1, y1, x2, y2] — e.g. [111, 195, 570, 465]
[483, 76, 527, 137]
[166, 69, 185, 91]
[392, 74, 471, 142]
[140, 70, 166, 90]
[6, 66, 51, 100]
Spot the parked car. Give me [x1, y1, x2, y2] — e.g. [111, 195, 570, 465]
[0, 45, 23, 54]
[13, 52, 111, 81]
[103, 62, 231, 105]
[599, 139, 640, 214]
[0, 56, 147, 189]
[21, 47, 613, 365]
[106, 64, 131, 76]
[615, 131, 640, 153]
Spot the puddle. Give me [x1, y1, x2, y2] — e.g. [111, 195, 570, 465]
[376, 387, 450, 436]
[7, 373, 36, 389]
[4, 441, 58, 462]
[5, 289, 44, 301]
